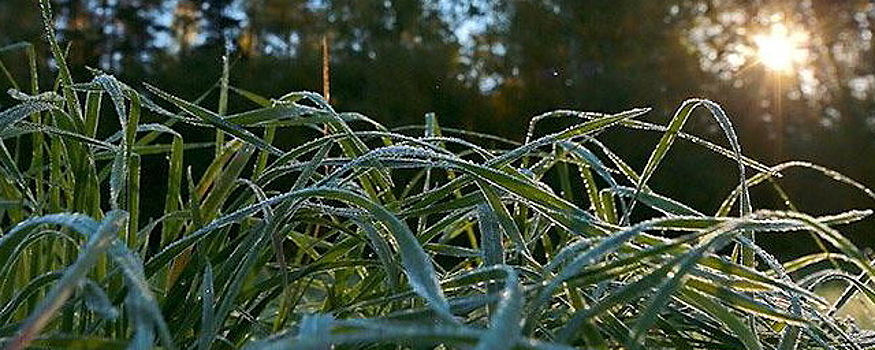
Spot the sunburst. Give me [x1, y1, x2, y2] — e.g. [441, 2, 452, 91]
[753, 23, 809, 73]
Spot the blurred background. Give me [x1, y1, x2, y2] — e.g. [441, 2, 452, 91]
[1, 0, 874, 257]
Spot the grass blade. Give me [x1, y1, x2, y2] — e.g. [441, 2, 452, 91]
[474, 265, 523, 350]
[8, 210, 127, 350]
[144, 83, 282, 156]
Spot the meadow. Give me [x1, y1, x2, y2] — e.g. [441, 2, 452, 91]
[1, 1, 875, 349]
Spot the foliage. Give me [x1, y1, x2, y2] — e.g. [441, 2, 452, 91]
[1, 2, 875, 349]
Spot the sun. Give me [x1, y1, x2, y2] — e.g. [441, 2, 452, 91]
[753, 23, 809, 73]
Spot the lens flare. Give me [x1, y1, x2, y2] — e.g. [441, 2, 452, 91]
[754, 23, 809, 72]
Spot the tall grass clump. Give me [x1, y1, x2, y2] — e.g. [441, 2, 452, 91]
[2, 2, 875, 349]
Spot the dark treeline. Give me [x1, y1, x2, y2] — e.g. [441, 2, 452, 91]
[1, 0, 874, 256]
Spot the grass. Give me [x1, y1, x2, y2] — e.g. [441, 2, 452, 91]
[1, 1, 875, 349]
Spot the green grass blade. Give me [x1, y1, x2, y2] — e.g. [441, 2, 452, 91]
[106, 239, 177, 350]
[27, 336, 128, 349]
[224, 105, 320, 125]
[108, 150, 126, 210]
[247, 318, 574, 350]
[8, 211, 127, 350]
[477, 182, 528, 255]
[294, 313, 334, 349]
[357, 219, 401, 289]
[229, 86, 271, 107]
[162, 135, 185, 246]
[477, 204, 504, 269]
[718, 161, 875, 216]
[146, 187, 454, 323]
[0, 272, 61, 322]
[144, 83, 283, 156]
[610, 186, 703, 216]
[83, 91, 101, 138]
[37, 0, 82, 122]
[200, 143, 255, 218]
[760, 211, 875, 278]
[0, 101, 56, 133]
[628, 233, 729, 348]
[81, 279, 118, 320]
[676, 289, 763, 350]
[9, 121, 117, 150]
[473, 265, 523, 350]
[684, 278, 806, 325]
[216, 53, 230, 156]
